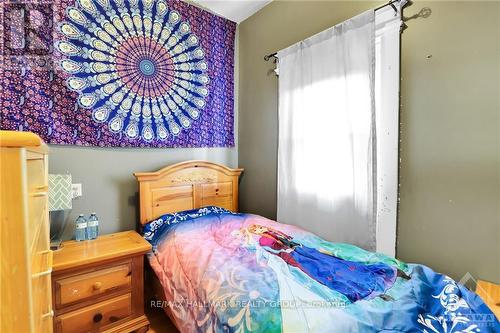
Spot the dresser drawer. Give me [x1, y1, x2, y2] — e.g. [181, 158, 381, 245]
[27, 193, 48, 250]
[26, 154, 47, 188]
[54, 263, 132, 308]
[32, 216, 51, 273]
[26, 157, 48, 249]
[55, 293, 132, 333]
[32, 273, 53, 333]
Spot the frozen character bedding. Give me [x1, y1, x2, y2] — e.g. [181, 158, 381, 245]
[143, 207, 499, 333]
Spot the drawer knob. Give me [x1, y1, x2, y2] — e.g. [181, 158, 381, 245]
[93, 282, 102, 290]
[42, 310, 54, 319]
[93, 313, 103, 323]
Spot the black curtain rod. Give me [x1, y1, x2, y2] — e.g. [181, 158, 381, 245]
[374, 0, 400, 13]
[264, 0, 411, 61]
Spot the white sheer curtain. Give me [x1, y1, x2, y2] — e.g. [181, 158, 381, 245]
[277, 11, 377, 250]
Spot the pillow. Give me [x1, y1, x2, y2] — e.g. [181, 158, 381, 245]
[142, 206, 235, 248]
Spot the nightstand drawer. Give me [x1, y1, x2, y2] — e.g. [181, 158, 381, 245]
[55, 293, 132, 333]
[54, 263, 132, 307]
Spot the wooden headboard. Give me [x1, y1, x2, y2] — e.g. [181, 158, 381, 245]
[134, 161, 243, 225]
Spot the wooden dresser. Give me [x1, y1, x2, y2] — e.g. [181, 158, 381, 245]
[51, 231, 151, 333]
[0, 130, 53, 332]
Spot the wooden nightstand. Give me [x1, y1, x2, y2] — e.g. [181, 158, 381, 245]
[51, 231, 151, 333]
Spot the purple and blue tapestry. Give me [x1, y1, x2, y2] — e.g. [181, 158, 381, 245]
[0, 0, 236, 147]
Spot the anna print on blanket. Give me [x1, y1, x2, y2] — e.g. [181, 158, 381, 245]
[240, 224, 399, 303]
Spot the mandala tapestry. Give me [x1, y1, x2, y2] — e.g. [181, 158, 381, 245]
[0, 0, 236, 147]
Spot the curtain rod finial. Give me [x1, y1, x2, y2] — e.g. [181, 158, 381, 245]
[264, 52, 278, 61]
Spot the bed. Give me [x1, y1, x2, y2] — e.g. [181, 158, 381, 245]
[134, 161, 499, 333]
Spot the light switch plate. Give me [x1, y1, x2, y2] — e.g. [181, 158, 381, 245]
[71, 183, 82, 199]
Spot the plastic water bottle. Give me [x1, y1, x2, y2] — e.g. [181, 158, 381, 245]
[74, 214, 87, 241]
[87, 213, 99, 240]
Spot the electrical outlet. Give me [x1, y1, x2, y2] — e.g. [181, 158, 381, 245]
[71, 183, 82, 199]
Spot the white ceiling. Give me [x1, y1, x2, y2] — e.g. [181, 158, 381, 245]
[190, 0, 272, 23]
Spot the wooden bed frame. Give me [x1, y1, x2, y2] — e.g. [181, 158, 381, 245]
[134, 160, 243, 329]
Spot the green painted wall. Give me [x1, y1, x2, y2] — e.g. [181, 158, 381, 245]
[398, 1, 499, 283]
[238, 1, 500, 283]
[49, 146, 237, 239]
